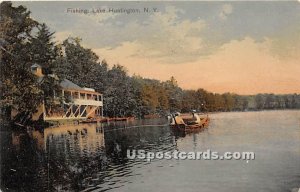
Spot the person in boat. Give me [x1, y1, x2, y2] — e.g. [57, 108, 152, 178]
[168, 115, 175, 125]
[191, 110, 201, 124]
[191, 110, 197, 118]
[174, 112, 185, 125]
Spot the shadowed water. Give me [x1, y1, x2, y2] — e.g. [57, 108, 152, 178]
[1, 110, 300, 192]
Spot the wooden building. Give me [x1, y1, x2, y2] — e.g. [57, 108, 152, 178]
[31, 64, 104, 122]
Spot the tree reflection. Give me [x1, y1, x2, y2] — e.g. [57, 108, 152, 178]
[2, 120, 175, 191]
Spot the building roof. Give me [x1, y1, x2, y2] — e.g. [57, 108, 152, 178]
[60, 79, 100, 94]
[31, 63, 41, 68]
[60, 79, 84, 91]
[29, 63, 100, 94]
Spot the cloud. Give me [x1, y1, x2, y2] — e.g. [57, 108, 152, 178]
[133, 13, 206, 63]
[219, 4, 233, 20]
[269, 24, 300, 61]
[54, 31, 73, 42]
[94, 6, 207, 64]
[94, 37, 300, 94]
[50, 3, 300, 94]
[223, 4, 233, 14]
[15, 1, 300, 94]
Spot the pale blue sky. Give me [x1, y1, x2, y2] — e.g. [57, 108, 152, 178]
[16, 2, 300, 49]
[13, 1, 300, 94]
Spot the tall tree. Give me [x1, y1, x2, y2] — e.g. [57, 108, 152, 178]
[55, 37, 104, 89]
[28, 23, 63, 114]
[0, 2, 43, 120]
[29, 23, 58, 74]
[104, 65, 138, 117]
[164, 76, 183, 112]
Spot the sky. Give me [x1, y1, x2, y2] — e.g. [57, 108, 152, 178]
[14, 1, 300, 94]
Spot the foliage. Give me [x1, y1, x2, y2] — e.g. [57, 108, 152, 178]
[1, 2, 300, 122]
[0, 2, 43, 120]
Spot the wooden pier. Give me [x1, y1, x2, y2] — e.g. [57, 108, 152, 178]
[80, 117, 135, 124]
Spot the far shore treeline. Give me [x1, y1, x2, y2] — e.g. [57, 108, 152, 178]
[1, 2, 300, 122]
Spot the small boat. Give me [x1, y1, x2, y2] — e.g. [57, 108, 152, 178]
[168, 112, 210, 132]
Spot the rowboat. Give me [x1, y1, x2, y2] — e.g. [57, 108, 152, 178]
[168, 113, 210, 132]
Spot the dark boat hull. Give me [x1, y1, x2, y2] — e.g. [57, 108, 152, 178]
[171, 117, 210, 132]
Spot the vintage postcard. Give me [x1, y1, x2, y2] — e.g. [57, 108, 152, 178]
[0, 1, 300, 192]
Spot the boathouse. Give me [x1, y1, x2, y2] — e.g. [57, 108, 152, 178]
[31, 64, 103, 122]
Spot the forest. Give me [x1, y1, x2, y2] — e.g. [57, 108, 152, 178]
[1, 2, 300, 121]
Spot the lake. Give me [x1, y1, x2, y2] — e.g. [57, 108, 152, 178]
[1, 110, 300, 192]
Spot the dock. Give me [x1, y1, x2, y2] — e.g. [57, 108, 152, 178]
[80, 117, 135, 124]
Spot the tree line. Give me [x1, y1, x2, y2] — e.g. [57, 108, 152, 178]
[1, 2, 300, 122]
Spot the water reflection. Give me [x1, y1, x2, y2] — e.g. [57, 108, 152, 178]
[170, 126, 207, 140]
[2, 118, 176, 191]
[2, 111, 300, 192]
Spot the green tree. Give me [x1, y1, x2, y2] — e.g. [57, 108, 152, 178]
[222, 93, 235, 111]
[255, 94, 265, 110]
[0, 2, 43, 121]
[103, 65, 141, 117]
[55, 37, 101, 89]
[29, 23, 58, 74]
[140, 83, 159, 113]
[29, 23, 63, 114]
[164, 76, 183, 112]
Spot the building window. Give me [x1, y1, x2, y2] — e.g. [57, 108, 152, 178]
[80, 93, 85, 99]
[87, 94, 92, 100]
[31, 67, 37, 72]
[73, 92, 79, 99]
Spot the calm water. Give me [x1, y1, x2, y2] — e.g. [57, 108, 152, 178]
[1, 110, 300, 192]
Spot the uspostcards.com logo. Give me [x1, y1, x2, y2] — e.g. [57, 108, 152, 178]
[127, 149, 255, 161]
